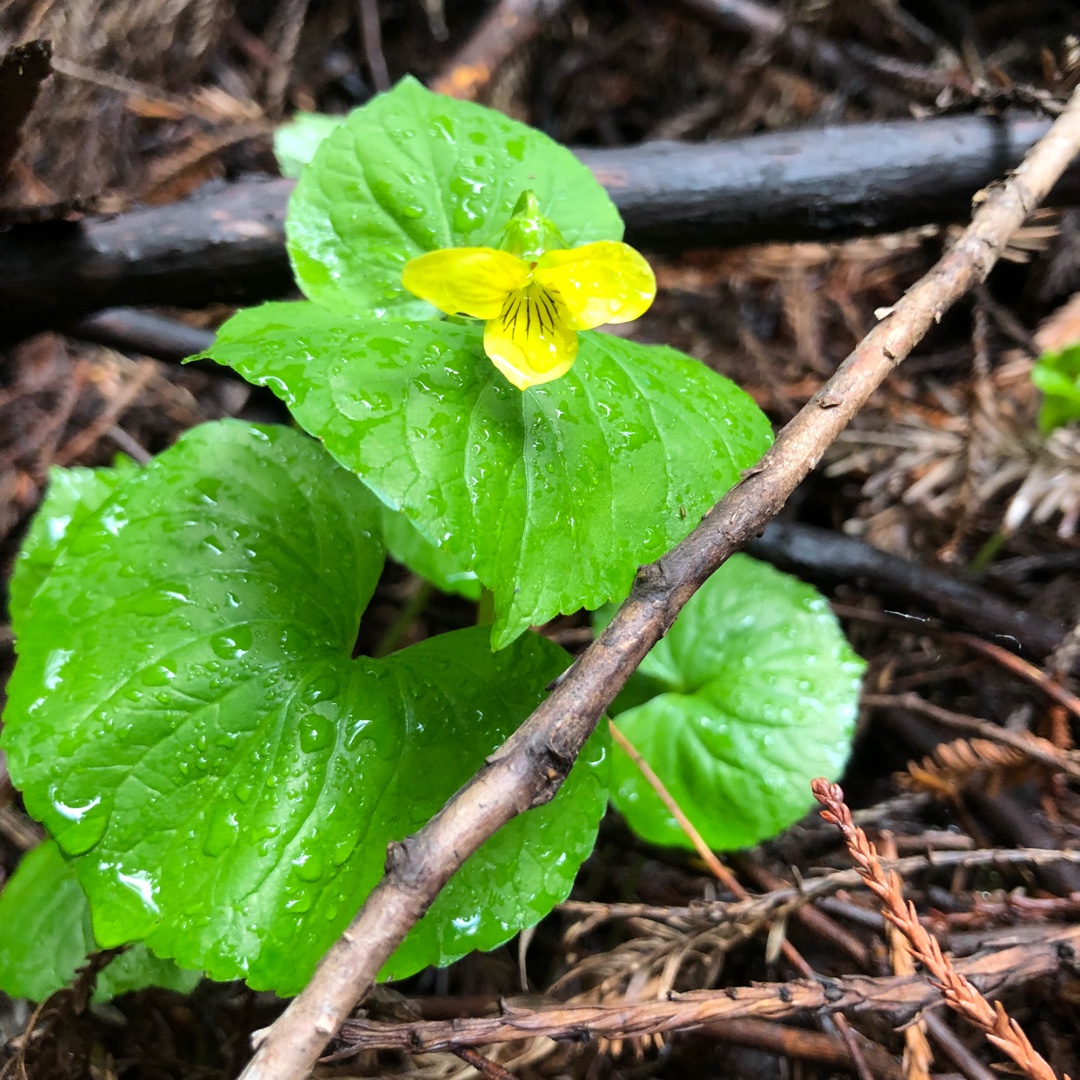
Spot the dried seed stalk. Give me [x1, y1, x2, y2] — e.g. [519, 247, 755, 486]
[811, 779, 1066, 1080]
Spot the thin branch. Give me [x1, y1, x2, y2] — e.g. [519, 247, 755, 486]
[678, 0, 964, 110]
[328, 922, 1080, 1055]
[922, 1012, 1000, 1080]
[608, 720, 742, 894]
[833, 1013, 878, 1080]
[610, 718, 865, 1035]
[948, 633, 1080, 719]
[863, 692, 1080, 782]
[559, 844, 1080, 929]
[358, 0, 391, 93]
[431, 0, 566, 100]
[238, 88, 1080, 1080]
[699, 1018, 902, 1080]
[263, 0, 310, 117]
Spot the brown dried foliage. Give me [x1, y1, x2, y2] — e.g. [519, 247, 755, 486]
[0, 0, 265, 214]
[812, 779, 1067, 1080]
[899, 736, 1044, 800]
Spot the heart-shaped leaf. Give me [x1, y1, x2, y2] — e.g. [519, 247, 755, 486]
[3, 420, 607, 993]
[606, 555, 864, 851]
[201, 304, 772, 647]
[287, 76, 624, 320]
[0, 841, 201, 1003]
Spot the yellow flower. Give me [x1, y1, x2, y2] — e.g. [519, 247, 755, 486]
[401, 192, 656, 390]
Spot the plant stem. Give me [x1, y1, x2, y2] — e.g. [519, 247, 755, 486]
[373, 581, 433, 659]
[476, 587, 496, 626]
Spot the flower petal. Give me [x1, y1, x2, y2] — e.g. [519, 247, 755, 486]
[402, 248, 530, 319]
[483, 285, 578, 391]
[534, 241, 656, 330]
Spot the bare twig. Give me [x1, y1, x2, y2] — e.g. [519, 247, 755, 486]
[431, 0, 566, 100]
[741, 861, 871, 970]
[558, 846, 1080, 932]
[55, 359, 156, 465]
[679, 0, 964, 110]
[611, 715, 875, 1078]
[238, 88, 1080, 1080]
[608, 721, 742, 894]
[948, 633, 1080, 719]
[863, 692, 1080, 781]
[812, 780, 1067, 1080]
[329, 922, 1080, 1055]
[264, 0, 311, 116]
[358, 0, 391, 92]
[699, 1018, 902, 1080]
[451, 1046, 517, 1080]
[922, 1012, 1000, 1080]
[71, 308, 217, 366]
[0, 805, 44, 851]
[833, 1013, 877, 1080]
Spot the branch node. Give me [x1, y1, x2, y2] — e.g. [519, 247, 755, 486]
[384, 838, 413, 875]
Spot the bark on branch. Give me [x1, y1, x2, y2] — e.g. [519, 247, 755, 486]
[237, 87, 1080, 1080]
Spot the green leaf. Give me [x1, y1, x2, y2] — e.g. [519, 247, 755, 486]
[10, 456, 140, 629]
[200, 304, 773, 648]
[274, 112, 345, 178]
[287, 76, 623, 320]
[0, 841, 201, 1003]
[3, 420, 608, 994]
[371, 640, 608, 982]
[1031, 344, 1080, 433]
[381, 506, 481, 601]
[607, 555, 864, 852]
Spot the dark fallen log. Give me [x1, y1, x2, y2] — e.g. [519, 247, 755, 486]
[579, 111, 1080, 249]
[3, 111, 1079, 342]
[72, 307, 216, 361]
[747, 519, 1065, 659]
[0, 178, 297, 345]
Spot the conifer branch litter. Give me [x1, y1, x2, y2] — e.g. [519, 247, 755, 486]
[898, 736, 1042, 799]
[812, 780, 1067, 1080]
[326, 922, 1080, 1055]
[238, 87, 1080, 1080]
[879, 834, 933, 1080]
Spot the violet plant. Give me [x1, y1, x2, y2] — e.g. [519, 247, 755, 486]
[0, 79, 862, 1001]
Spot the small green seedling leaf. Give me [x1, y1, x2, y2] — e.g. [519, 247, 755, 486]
[3, 420, 608, 994]
[287, 76, 624, 320]
[606, 555, 864, 851]
[200, 304, 772, 648]
[0, 841, 201, 1003]
[1031, 344, 1080, 433]
[274, 112, 345, 178]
